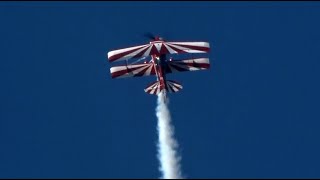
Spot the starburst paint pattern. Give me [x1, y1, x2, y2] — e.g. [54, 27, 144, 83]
[110, 58, 210, 79]
[108, 41, 210, 63]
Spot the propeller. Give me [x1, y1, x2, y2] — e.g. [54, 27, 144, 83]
[143, 32, 156, 40]
[143, 32, 165, 41]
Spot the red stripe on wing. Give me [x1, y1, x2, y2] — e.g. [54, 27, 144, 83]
[111, 63, 156, 78]
[160, 44, 170, 54]
[109, 45, 148, 62]
[150, 45, 159, 55]
[170, 43, 210, 52]
[111, 65, 143, 78]
[166, 44, 188, 54]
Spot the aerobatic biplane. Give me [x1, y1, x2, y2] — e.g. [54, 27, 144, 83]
[107, 34, 210, 99]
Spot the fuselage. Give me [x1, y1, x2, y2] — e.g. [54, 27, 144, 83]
[152, 54, 167, 91]
[149, 38, 168, 94]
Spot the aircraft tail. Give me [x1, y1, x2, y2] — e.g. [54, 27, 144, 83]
[144, 80, 183, 95]
[165, 80, 183, 93]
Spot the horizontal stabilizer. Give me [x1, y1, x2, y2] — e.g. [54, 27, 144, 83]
[166, 80, 183, 93]
[144, 81, 161, 95]
[144, 80, 183, 95]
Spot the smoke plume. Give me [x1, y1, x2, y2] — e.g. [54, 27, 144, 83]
[156, 91, 183, 179]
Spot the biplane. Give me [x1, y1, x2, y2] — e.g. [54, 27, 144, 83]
[107, 34, 210, 99]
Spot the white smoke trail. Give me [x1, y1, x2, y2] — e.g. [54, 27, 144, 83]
[156, 91, 183, 179]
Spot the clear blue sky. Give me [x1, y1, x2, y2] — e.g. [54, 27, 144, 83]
[1, 1, 320, 178]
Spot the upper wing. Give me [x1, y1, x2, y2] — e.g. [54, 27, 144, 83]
[110, 63, 156, 79]
[108, 41, 210, 63]
[166, 58, 210, 73]
[162, 42, 210, 54]
[108, 44, 151, 63]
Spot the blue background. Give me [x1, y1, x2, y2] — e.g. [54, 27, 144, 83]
[1, 1, 320, 178]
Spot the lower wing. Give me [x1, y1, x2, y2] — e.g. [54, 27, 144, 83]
[110, 63, 156, 79]
[166, 58, 210, 73]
